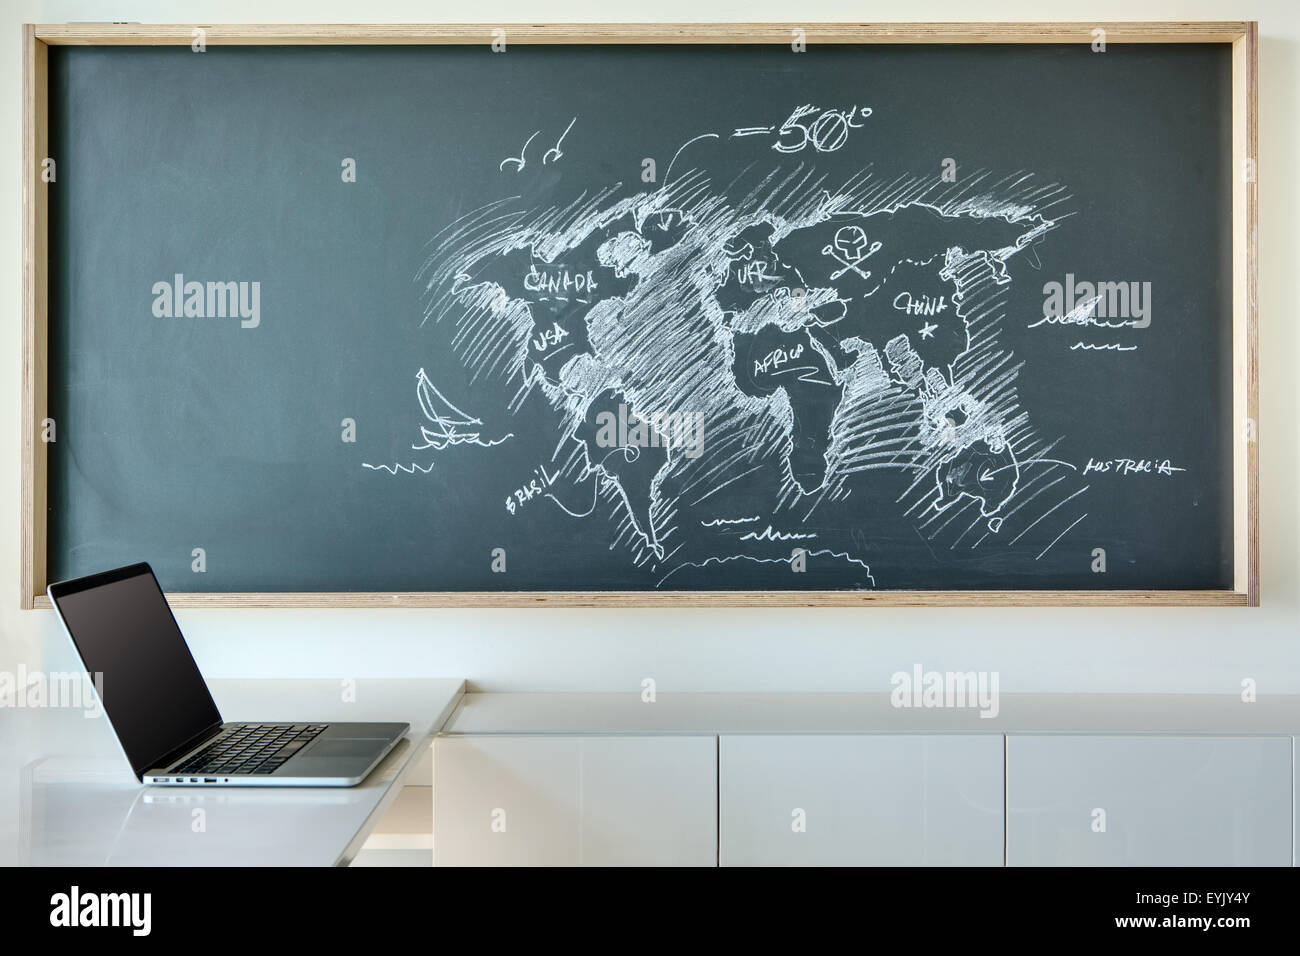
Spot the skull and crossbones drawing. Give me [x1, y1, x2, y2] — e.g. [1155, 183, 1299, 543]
[821, 225, 883, 281]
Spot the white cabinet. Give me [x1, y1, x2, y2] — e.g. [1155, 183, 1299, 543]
[431, 695, 1300, 867]
[719, 735, 1004, 866]
[433, 735, 716, 866]
[1006, 735, 1293, 866]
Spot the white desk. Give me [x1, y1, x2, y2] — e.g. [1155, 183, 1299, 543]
[2, 678, 464, 867]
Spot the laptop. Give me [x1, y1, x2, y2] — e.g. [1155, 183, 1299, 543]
[47, 563, 409, 787]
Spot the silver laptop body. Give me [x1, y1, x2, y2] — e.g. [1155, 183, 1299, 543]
[139, 721, 408, 787]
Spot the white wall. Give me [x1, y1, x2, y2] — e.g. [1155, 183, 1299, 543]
[3, 0, 1297, 694]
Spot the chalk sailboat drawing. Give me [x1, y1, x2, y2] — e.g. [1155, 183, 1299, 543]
[363, 97, 1124, 587]
[361, 369, 512, 475]
[411, 368, 512, 451]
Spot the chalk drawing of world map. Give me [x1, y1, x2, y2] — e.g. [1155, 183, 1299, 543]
[364, 106, 1090, 589]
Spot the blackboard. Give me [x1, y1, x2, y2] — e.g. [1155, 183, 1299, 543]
[30, 27, 1257, 604]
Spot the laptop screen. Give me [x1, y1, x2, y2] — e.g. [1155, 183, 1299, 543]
[49, 564, 221, 778]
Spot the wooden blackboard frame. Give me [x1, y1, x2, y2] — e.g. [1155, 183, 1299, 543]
[20, 22, 1260, 608]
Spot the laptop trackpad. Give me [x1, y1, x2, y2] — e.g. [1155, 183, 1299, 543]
[307, 738, 387, 759]
[285, 738, 387, 777]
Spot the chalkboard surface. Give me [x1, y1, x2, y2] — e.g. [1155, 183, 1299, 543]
[47, 42, 1235, 594]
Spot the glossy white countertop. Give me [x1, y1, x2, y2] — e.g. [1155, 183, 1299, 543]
[1, 678, 464, 866]
[441, 692, 1300, 736]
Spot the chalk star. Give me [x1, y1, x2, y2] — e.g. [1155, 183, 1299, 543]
[918, 321, 938, 340]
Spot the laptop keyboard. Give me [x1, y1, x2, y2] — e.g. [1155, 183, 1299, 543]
[172, 724, 328, 777]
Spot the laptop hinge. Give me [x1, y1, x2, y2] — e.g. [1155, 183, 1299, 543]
[144, 722, 225, 775]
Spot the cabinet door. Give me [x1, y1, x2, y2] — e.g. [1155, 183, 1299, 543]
[1007, 736, 1292, 866]
[433, 736, 716, 866]
[720, 735, 1004, 866]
